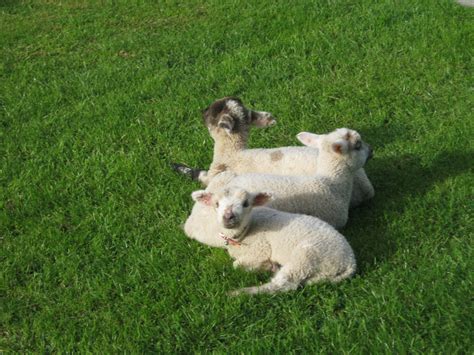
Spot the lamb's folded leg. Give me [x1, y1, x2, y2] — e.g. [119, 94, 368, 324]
[232, 259, 278, 273]
[351, 168, 375, 208]
[229, 266, 298, 296]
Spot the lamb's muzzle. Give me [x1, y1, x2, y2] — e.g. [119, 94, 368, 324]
[223, 209, 237, 228]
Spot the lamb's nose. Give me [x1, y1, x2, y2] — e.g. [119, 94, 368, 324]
[224, 210, 235, 221]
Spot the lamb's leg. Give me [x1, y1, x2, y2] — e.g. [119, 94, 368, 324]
[350, 168, 375, 208]
[171, 163, 207, 183]
[304, 274, 325, 285]
[233, 259, 263, 272]
[306, 264, 356, 285]
[233, 260, 279, 273]
[229, 266, 299, 296]
[171, 163, 226, 186]
[232, 250, 273, 272]
[270, 262, 281, 273]
[202, 163, 231, 186]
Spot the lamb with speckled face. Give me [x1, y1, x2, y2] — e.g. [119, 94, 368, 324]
[189, 186, 356, 295]
[172, 97, 374, 208]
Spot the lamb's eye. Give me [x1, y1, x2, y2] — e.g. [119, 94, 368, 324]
[354, 141, 362, 150]
[215, 202, 219, 208]
[243, 200, 249, 208]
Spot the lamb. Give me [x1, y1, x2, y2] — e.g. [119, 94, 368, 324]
[172, 96, 374, 208]
[205, 128, 373, 229]
[190, 186, 356, 295]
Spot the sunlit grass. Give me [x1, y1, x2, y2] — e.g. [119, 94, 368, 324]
[1, 0, 472, 352]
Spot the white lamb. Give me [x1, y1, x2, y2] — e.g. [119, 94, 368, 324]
[206, 128, 372, 229]
[172, 97, 374, 208]
[190, 186, 356, 295]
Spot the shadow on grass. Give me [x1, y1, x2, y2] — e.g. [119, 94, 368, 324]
[0, 0, 19, 8]
[358, 121, 408, 149]
[349, 149, 472, 271]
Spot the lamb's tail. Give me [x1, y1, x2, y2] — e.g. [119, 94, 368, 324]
[171, 163, 203, 181]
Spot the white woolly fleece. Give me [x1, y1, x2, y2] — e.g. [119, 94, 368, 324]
[202, 134, 374, 208]
[184, 197, 356, 295]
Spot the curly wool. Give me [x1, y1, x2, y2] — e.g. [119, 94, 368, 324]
[184, 197, 356, 295]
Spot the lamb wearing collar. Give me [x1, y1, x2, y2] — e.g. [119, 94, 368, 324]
[190, 186, 356, 295]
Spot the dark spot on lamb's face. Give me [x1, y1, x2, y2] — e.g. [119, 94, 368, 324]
[270, 150, 283, 161]
[202, 97, 248, 133]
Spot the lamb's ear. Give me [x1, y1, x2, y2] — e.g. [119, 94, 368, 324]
[332, 140, 349, 155]
[296, 132, 321, 147]
[252, 192, 272, 206]
[218, 114, 234, 134]
[250, 111, 276, 128]
[191, 190, 213, 206]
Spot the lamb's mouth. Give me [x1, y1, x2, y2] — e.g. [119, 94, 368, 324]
[223, 220, 240, 229]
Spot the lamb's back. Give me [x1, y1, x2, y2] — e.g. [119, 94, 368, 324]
[236, 146, 319, 175]
[249, 208, 353, 264]
[229, 174, 347, 227]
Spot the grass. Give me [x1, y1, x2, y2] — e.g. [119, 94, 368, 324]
[1, 0, 473, 352]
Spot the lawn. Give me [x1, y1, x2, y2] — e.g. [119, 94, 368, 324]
[1, 0, 473, 352]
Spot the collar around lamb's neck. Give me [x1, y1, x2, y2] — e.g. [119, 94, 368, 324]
[219, 224, 250, 247]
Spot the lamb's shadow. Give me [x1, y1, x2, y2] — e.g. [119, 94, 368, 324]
[0, 0, 19, 8]
[346, 149, 472, 272]
[357, 122, 407, 150]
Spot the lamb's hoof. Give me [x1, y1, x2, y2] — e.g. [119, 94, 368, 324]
[271, 263, 281, 273]
[171, 162, 191, 176]
[228, 289, 242, 297]
[171, 163, 201, 180]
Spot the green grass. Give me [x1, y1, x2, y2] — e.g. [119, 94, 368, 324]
[1, 0, 473, 352]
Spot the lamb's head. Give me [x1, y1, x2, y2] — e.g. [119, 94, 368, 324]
[202, 97, 276, 139]
[297, 128, 373, 172]
[192, 187, 272, 237]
